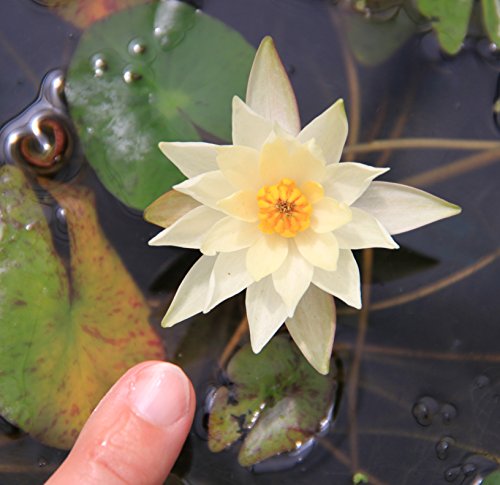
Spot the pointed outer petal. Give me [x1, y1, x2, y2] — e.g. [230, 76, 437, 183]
[310, 197, 352, 234]
[216, 144, 261, 191]
[323, 162, 390, 205]
[246, 276, 289, 353]
[297, 98, 348, 165]
[301, 181, 324, 204]
[246, 234, 289, 282]
[246, 37, 300, 135]
[334, 207, 399, 250]
[353, 181, 462, 235]
[204, 250, 254, 312]
[259, 134, 326, 186]
[216, 190, 259, 222]
[144, 190, 200, 228]
[148, 206, 224, 249]
[294, 230, 339, 271]
[232, 96, 274, 149]
[174, 170, 235, 209]
[285, 286, 336, 375]
[162, 255, 216, 327]
[201, 217, 260, 256]
[272, 244, 314, 317]
[313, 250, 361, 309]
[158, 142, 219, 177]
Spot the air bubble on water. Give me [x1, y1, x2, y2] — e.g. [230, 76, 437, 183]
[412, 396, 439, 426]
[445, 465, 462, 482]
[474, 374, 491, 389]
[128, 38, 147, 56]
[90, 54, 108, 78]
[123, 67, 142, 84]
[440, 403, 458, 424]
[436, 436, 454, 460]
[37, 456, 48, 467]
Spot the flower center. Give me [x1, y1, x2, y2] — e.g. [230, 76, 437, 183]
[257, 178, 312, 238]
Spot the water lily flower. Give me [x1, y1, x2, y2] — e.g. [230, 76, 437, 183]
[146, 37, 461, 374]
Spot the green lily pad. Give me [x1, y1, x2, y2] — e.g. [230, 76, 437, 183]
[208, 335, 337, 467]
[0, 165, 165, 449]
[481, 0, 500, 46]
[417, 0, 473, 55]
[65, 0, 255, 210]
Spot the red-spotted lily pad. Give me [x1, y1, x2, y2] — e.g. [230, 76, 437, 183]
[208, 335, 337, 467]
[0, 165, 164, 449]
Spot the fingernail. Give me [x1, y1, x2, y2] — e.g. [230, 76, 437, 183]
[128, 363, 191, 428]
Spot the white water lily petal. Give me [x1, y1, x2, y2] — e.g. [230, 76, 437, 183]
[246, 234, 289, 281]
[294, 230, 339, 271]
[297, 99, 348, 165]
[159, 141, 219, 177]
[353, 181, 462, 235]
[285, 286, 336, 374]
[313, 250, 361, 309]
[301, 181, 324, 204]
[310, 197, 352, 233]
[205, 250, 253, 312]
[246, 37, 300, 135]
[201, 217, 260, 255]
[232, 96, 274, 149]
[148, 206, 224, 249]
[272, 244, 314, 317]
[216, 145, 261, 191]
[144, 190, 200, 228]
[335, 207, 399, 249]
[323, 162, 389, 205]
[217, 190, 259, 222]
[174, 170, 235, 209]
[246, 276, 289, 353]
[162, 255, 216, 327]
[259, 134, 326, 186]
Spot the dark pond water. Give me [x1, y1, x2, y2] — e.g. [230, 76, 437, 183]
[1, 0, 500, 484]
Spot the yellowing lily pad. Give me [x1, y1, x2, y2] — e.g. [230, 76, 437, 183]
[0, 165, 164, 449]
[65, 0, 254, 210]
[208, 336, 337, 467]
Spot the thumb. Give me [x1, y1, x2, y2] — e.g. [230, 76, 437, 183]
[47, 361, 195, 485]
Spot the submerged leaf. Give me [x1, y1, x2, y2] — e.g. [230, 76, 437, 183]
[208, 336, 336, 467]
[0, 165, 164, 448]
[40, 0, 152, 29]
[417, 0, 473, 55]
[66, 0, 254, 210]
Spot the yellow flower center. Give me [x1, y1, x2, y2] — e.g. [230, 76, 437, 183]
[257, 178, 312, 238]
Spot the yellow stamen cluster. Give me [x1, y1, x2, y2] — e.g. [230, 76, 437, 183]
[257, 178, 312, 238]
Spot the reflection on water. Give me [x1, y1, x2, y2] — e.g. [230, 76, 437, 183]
[0, 0, 500, 484]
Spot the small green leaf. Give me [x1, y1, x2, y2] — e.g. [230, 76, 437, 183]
[483, 470, 500, 485]
[0, 165, 164, 448]
[208, 335, 337, 467]
[417, 0, 473, 55]
[481, 0, 500, 46]
[66, 0, 255, 210]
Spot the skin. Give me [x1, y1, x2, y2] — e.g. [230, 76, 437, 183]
[47, 361, 195, 485]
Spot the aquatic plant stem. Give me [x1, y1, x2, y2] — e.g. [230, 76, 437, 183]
[347, 249, 374, 473]
[344, 138, 500, 154]
[401, 147, 500, 187]
[218, 315, 249, 368]
[338, 248, 500, 316]
[318, 438, 390, 485]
